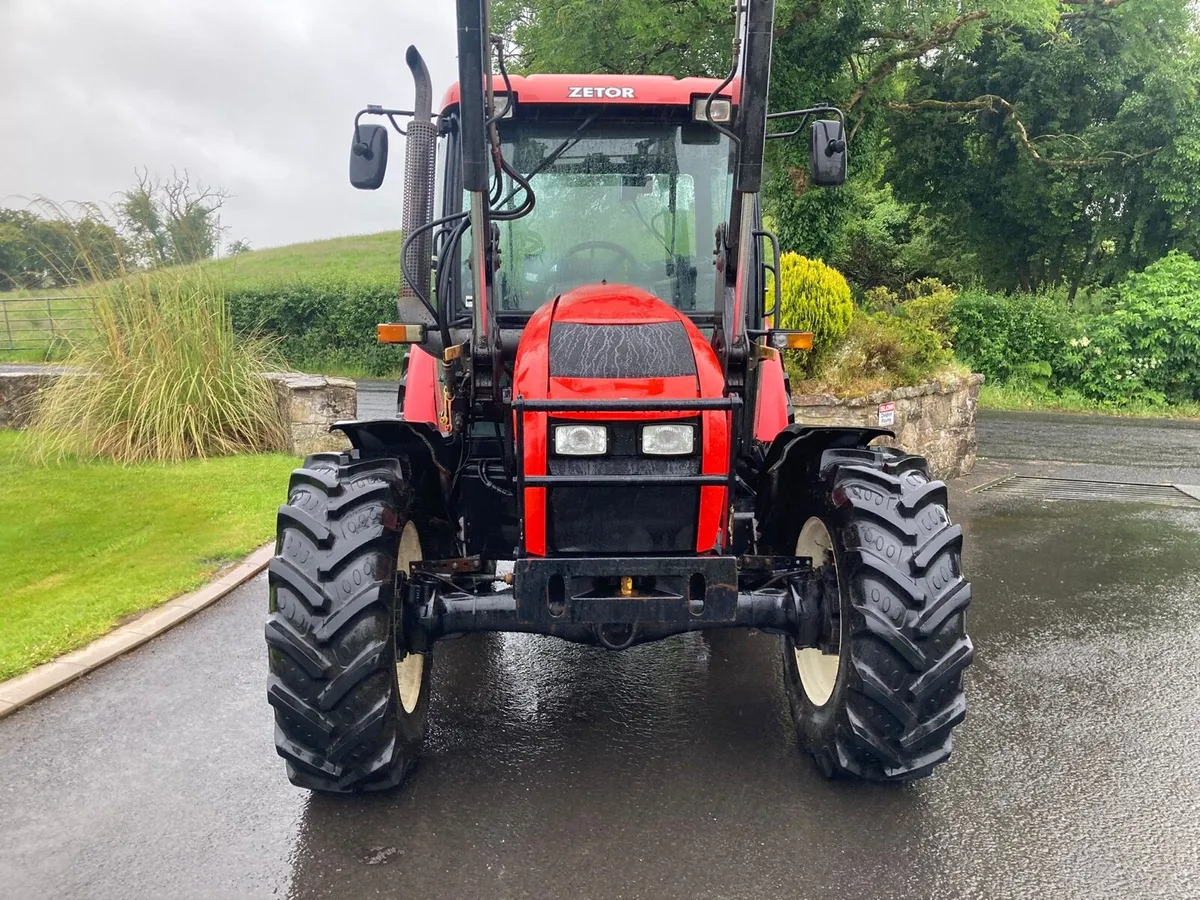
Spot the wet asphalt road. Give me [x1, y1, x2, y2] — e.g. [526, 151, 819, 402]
[3, 409, 1200, 899]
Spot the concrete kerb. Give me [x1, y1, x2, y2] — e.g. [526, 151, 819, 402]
[0, 542, 274, 719]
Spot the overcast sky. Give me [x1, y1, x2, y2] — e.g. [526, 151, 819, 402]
[0, 1, 460, 250]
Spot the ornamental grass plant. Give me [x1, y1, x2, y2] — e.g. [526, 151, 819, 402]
[32, 267, 287, 463]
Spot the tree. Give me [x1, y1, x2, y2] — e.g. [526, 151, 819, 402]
[490, 1, 1200, 291]
[0, 205, 125, 289]
[491, 0, 1060, 259]
[118, 169, 229, 267]
[492, 0, 732, 77]
[0, 210, 36, 290]
[225, 239, 252, 256]
[886, 0, 1200, 293]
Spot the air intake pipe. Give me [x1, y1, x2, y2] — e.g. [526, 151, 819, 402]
[398, 46, 437, 336]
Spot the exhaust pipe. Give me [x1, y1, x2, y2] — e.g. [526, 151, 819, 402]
[398, 46, 437, 331]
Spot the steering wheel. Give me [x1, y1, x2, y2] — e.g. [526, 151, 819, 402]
[562, 240, 639, 270]
[542, 240, 644, 302]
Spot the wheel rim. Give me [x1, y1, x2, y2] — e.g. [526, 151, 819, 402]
[794, 517, 841, 707]
[395, 521, 425, 715]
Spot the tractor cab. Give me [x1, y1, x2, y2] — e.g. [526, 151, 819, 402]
[380, 74, 767, 562]
[434, 74, 738, 321]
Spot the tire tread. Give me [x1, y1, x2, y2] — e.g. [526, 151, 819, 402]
[266, 451, 428, 793]
[782, 446, 972, 782]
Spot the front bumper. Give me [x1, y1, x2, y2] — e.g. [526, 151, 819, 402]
[406, 555, 824, 650]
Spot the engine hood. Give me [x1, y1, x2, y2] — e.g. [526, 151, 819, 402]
[512, 284, 725, 404]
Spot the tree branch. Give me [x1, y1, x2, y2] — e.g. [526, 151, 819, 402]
[1060, 0, 1132, 19]
[847, 10, 992, 111]
[887, 96, 1161, 166]
[781, 0, 823, 35]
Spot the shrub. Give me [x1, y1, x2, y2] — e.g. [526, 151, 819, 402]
[958, 252, 1200, 406]
[863, 278, 957, 346]
[1060, 314, 1165, 406]
[949, 288, 1076, 386]
[777, 253, 853, 375]
[804, 309, 956, 394]
[226, 275, 403, 377]
[1108, 251, 1200, 402]
[33, 269, 287, 463]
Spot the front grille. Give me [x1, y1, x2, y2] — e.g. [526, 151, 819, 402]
[549, 321, 696, 379]
[546, 420, 701, 554]
[548, 484, 699, 554]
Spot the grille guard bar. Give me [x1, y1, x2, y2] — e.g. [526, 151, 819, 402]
[512, 395, 742, 555]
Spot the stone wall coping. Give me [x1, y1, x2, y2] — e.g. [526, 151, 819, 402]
[1, 369, 355, 391]
[0, 365, 76, 377]
[261, 372, 356, 391]
[793, 373, 984, 408]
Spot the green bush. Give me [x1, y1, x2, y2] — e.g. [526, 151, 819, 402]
[777, 252, 853, 372]
[226, 275, 404, 377]
[863, 278, 957, 346]
[958, 252, 1200, 406]
[949, 288, 1076, 387]
[1060, 314, 1164, 406]
[1109, 251, 1200, 402]
[809, 309, 955, 393]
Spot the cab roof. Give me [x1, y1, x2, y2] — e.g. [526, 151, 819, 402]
[440, 73, 740, 115]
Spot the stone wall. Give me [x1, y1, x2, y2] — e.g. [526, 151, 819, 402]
[0, 367, 72, 429]
[0, 367, 356, 457]
[792, 374, 984, 478]
[264, 373, 355, 456]
[5, 363, 983, 474]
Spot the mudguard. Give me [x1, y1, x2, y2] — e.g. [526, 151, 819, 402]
[402, 346, 439, 426]
[755, 424, 893, 552]
[333, 418, 459, 555]
[753, 353, 791, 442]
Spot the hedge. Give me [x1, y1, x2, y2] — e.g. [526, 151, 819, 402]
[227, 276, 404, 376]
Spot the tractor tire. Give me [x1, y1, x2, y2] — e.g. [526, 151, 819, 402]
[780, 447, 973, 782]
[266, 450, 432, 793]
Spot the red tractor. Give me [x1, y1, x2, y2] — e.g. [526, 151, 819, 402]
[266, 0, 973, 792]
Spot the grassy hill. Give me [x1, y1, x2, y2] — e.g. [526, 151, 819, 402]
[1, 231, 403, 298]
[207, 231, 401, 286]
[1, 231, 406, 371]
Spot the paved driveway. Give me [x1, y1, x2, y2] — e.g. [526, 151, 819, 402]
[2, 410, 1199, 899]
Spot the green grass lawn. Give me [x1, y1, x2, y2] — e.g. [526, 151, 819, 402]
[979, 382, 1200, 420]
[0, 431, 297, 680]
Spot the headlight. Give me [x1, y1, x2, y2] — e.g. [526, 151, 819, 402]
[693, 97, 732, 123]
[554, 424, 608, 456]
[641, 423, 695, 456]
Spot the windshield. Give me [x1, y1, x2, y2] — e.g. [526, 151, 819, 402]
[484, 119, 734, 314]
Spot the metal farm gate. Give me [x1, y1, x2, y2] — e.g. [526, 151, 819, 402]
[0, 295, 94, 351]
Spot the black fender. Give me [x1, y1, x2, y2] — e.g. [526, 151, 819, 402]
[333, 419, 460, 555]
[755, 425, 893, 552]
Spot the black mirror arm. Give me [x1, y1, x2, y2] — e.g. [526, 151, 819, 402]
[352, 105, 429, 152]
[765, 105, 845, 141]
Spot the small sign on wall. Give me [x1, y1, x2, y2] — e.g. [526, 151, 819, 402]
[878, 401, 896, 427]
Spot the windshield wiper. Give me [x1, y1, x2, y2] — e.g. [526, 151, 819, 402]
[494, 112, 602, 213]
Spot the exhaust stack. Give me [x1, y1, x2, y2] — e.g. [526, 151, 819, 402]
[399, 46, 437, 332]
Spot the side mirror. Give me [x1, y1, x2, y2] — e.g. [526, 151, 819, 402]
[809, 120, 847, 187]
[349, 124, 388, 190]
